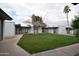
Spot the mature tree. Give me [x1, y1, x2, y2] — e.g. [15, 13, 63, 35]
[71, 16, 79, 37]
[64, 5, 71, 34]
[32, 14, 46, 34]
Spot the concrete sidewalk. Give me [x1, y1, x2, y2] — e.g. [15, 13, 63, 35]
[32, 43, 79, 56]
[0, 35, 30, 56]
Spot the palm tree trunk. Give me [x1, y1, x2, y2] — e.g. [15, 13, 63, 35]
[66, 13, 70, 34]
[67, 13, 69, 27]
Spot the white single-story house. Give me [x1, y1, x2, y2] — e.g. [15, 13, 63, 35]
[15, 24, 74, 35]
[58, 26, 73, 35]
[15, 19, 74, 35]
[0, 8, 14, 40]
[42, 27, 58, 34]
[26, 26, 74, 35]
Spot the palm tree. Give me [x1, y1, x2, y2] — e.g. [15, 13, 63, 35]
[64, 5, 71, 34]
[64, 5, 71, 27]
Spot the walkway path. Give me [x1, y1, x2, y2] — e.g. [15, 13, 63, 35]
[0, 35, 30, 56]
[32, 43, 79, 56]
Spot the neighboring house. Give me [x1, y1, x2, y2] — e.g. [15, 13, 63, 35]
[15, 24, 31, 34]
[58, 26, 73, 35]
[0, 8, 13, 40]
[42, 27, 58, 34]
[27, 26, 73, 35]
[28, 26, 42, 34]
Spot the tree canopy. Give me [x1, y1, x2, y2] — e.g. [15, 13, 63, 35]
[32, 14, 46, 27]
[71, 16, 79, 29]
[64, 5, 71, 14]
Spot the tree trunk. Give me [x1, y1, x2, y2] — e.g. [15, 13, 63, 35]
[37, 27, 38, 34]
[67, 13, 69, 27]
[34, 26, 35, 34]
[66, 13, 70, 34]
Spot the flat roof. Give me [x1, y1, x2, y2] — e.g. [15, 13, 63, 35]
[0, 8, 12, 20]
[15, 24, 31, 28]
[43, 27, 58, 29]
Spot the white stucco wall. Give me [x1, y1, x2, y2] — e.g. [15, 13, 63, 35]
[70, 30, 74, 35]
[27, 26, 74, 35]
[58, 27, 67, 35]
[48, 29, 54, 34]
[45, 26, 73, 35]
[58, 26, 74, 35]
[38, 27, 42, 33]
[28, 27, 34, 33]
[28, 27, 42, 34]
[3, 21, 15, 38]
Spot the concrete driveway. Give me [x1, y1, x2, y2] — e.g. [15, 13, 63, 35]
[0, 34, 30, 56]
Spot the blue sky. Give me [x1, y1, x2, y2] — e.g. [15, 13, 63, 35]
[0, 3, 79, 27]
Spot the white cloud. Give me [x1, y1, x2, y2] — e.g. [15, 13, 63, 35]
[0, 3, 79, 26]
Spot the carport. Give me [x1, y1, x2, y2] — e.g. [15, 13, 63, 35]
[0, 8, 12, 40]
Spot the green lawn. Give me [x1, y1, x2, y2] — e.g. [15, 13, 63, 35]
[17, 33, 79, 54]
